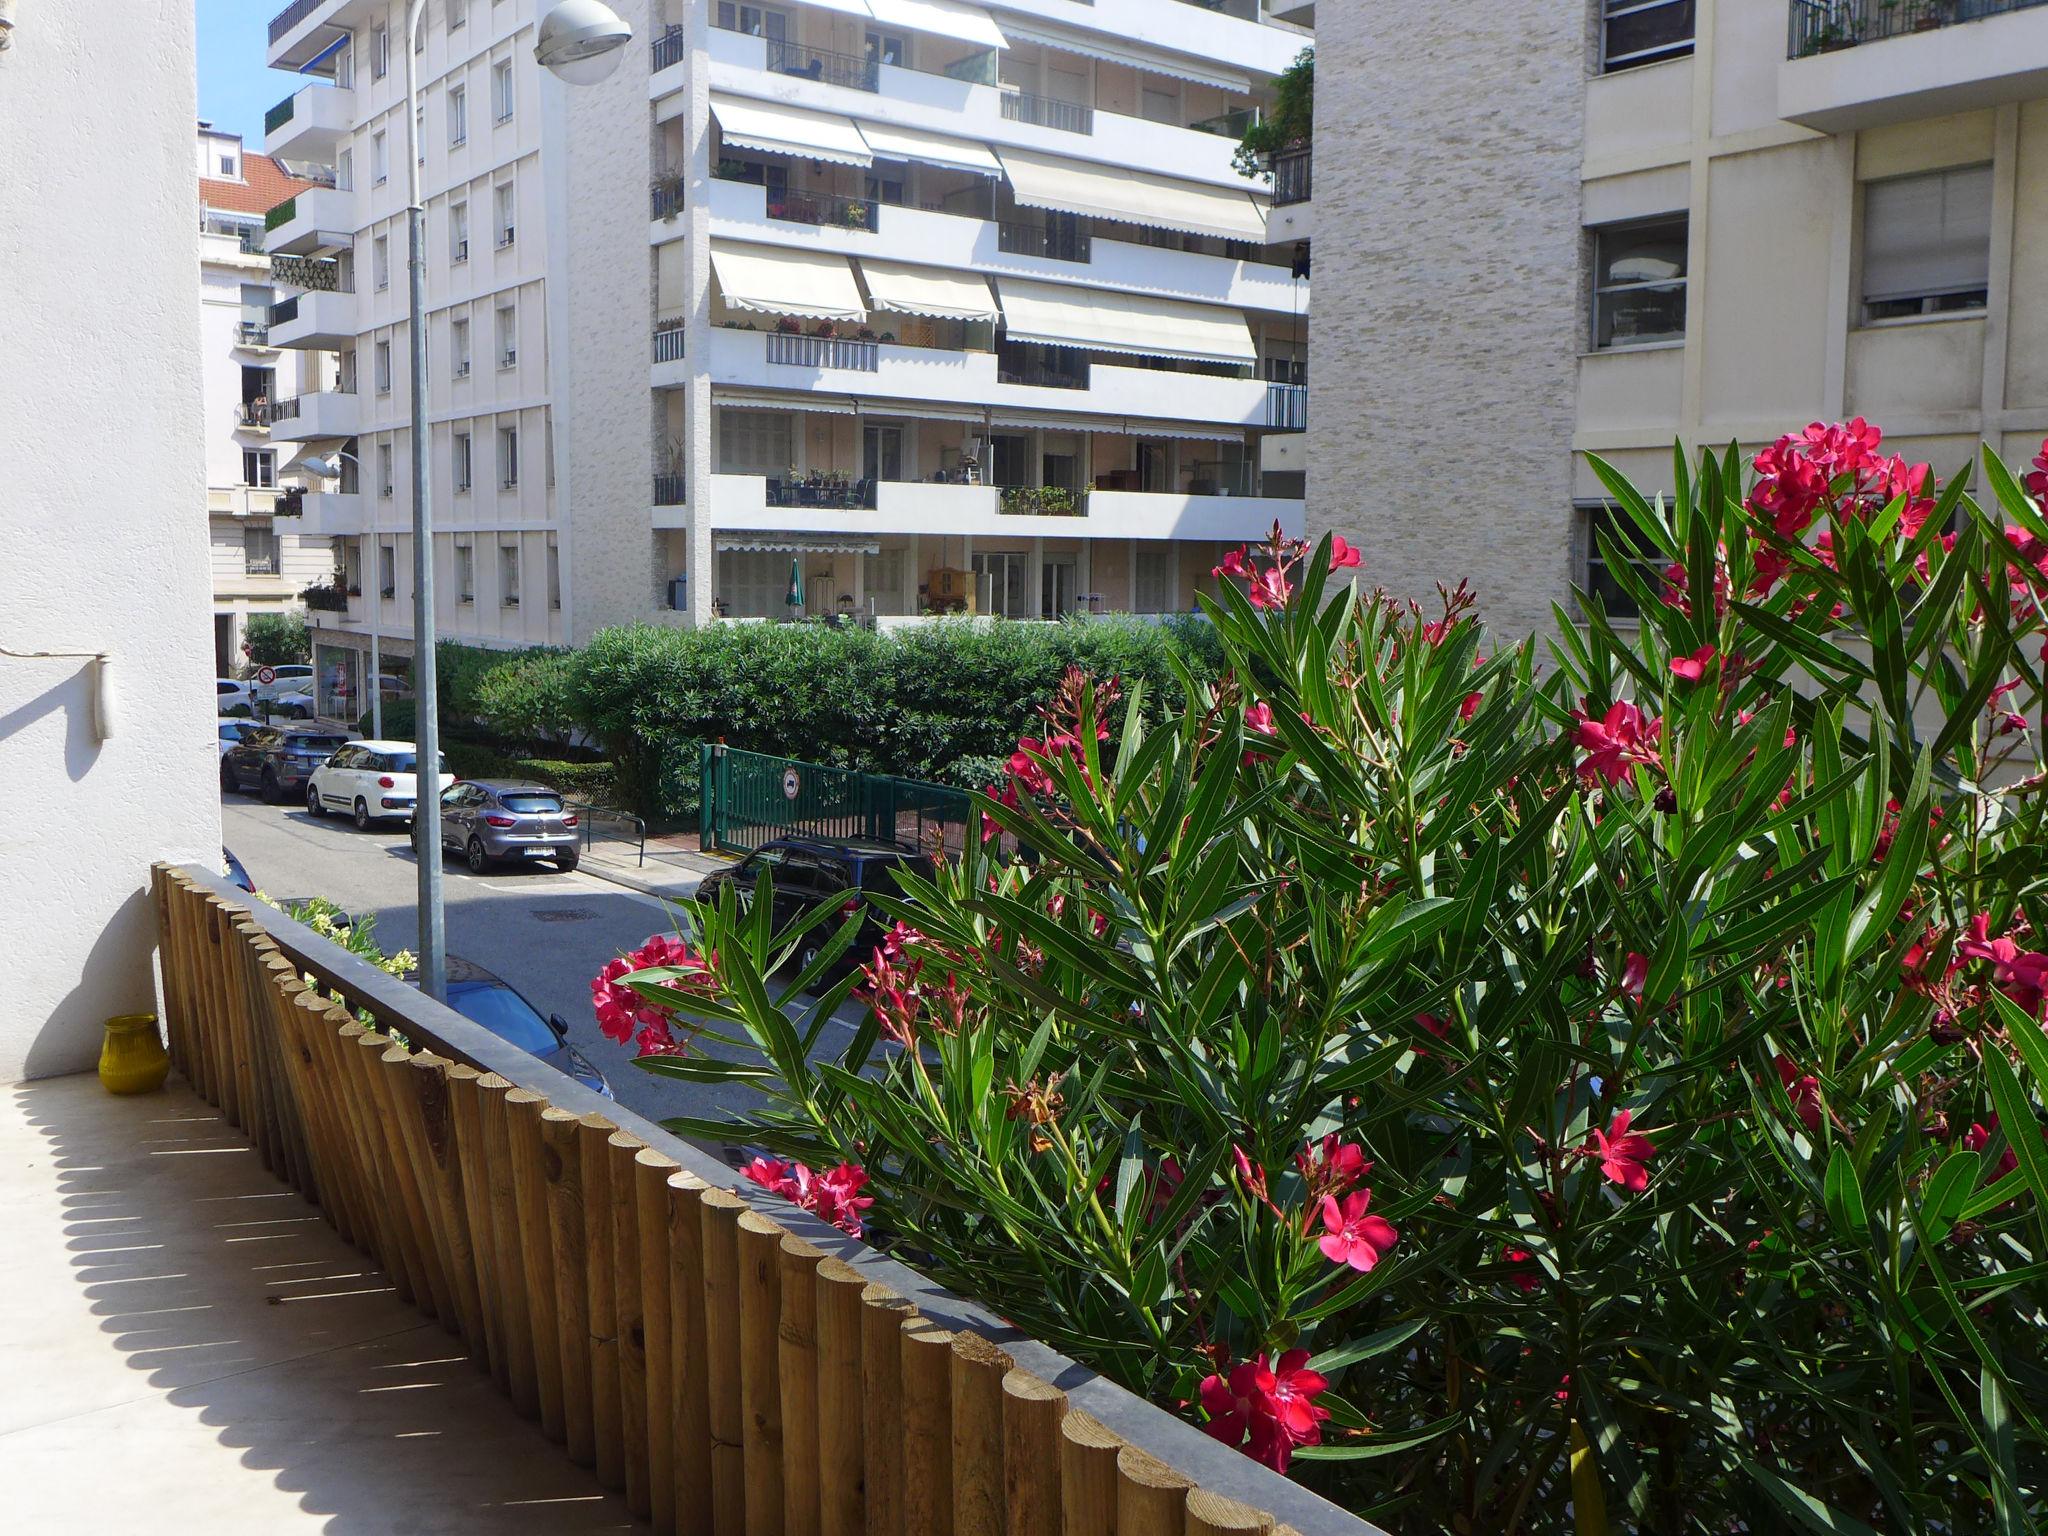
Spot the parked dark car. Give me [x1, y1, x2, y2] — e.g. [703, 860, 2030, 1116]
[425, 957, 612, 1099]
[220, 724, 351, 802]
[436, 780, 581, 873]
[695, 838, 937, 975]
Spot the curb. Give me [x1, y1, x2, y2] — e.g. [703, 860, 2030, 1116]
[574, 854, 710, 906]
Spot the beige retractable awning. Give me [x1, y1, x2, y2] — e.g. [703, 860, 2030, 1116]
[995, 19, 1248, 92]
[710, 94, 871, 168]
[997, 146, 1268, 244]
[710, 242, 868, 322]
[996, 278, 1257, 366]
[863, 0, 1007, 50]
[715, 389, 859, 416]
[855, 121, 1002, 177]
[858, 258, 1000, 322]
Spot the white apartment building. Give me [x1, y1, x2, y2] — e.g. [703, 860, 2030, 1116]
[1308, 0, 2048, 638]
[199, 125, 333, 675]
[261, 0, 1309, 690]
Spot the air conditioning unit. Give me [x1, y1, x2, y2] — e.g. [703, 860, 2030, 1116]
[496, 226, 514, 247]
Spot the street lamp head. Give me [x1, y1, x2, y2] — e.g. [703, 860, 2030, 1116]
[535, 0, 632, 84]
[296, 455, 340, 480]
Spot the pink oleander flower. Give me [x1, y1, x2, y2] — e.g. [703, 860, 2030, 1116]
[591, 932, 717, 1051]
[1318, 1188, 1398, 1273]
[1619, 951, 1649, 1002]
[1244, 700, 1278, 737]
[1198, 1350, 1330, 1473]
[1295, 1134, 1368, 1203]
[1459, 690, 1484, 722]
[1572, 699, 1662, 787]
[1247, 562, 1293, 610]
[1586, 1110, 1657, 1193]
[1231, 1145, 1269, 1202]
[1670, 644, 1716, 682]
[1774, 1055, 1823, 1133]
[744, 1155, 873, 1238]
[1500, 1245, 1541, 1295]
[1213, 547, 1250, 581]
[1958, 913, 2048, 1017]
[1329, 535, 1362, 569]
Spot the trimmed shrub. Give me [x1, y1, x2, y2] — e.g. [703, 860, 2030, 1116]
[242, 612, 310, 667]
[473, 648, 578, 745]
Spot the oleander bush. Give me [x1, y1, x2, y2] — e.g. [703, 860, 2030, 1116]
[604, 425, 2048, 1533]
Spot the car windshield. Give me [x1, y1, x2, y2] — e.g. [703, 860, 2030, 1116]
[445, 983, 558, 1053]
[501, 793, 563, 814]
[293, 736, 347, 754]
[385, 752, 450, 774]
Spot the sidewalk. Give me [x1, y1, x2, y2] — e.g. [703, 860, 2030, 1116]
[575, 829, 728, 903]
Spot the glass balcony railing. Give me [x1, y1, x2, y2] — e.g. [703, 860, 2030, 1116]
[1787, 0, 2048, 56]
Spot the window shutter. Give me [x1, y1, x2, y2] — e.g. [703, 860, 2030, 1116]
[1862, 165, 1992, 304]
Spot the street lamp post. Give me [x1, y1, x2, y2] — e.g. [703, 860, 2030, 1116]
[400, 0, 630, 1001]
[293, 449, 381, 740]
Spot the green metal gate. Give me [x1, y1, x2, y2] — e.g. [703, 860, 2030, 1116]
[698, 744, 973, 856]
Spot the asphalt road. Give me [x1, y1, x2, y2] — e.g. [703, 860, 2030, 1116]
[219, 789, 856, 1144]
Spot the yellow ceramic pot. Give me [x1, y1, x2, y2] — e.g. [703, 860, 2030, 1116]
[99, 1013, 170, 1095]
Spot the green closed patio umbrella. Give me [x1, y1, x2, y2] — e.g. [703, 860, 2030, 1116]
[784, 557, 804, 615]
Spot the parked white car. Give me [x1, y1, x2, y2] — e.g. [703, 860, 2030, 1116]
[217, 718, 262, 757]
[248, 663, 314, 704]
[216, 678, 254, 714]
[306, 740, 454, 831]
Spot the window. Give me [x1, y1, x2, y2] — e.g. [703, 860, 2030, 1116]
[865, 166, 906, 206]
[547, 539, 561, 609]
[451, 316, 471, 377]
[496, 303, 517, 367]
[721, 4, 790, 41]
[498, 424, 519, 488]
[1592, 215, 1688, 349]
[243, 525, 279, 576]
[374, 233, 391, 290]
[1862, 165, 1993, 322]
[449, 84, 466, 145]
[1140, 85, 1180, 125]
[379, 442, 395, 496]
[455, 540, 475, 603]
[242, 448, 277, 488]
[1581, 503, 1661, 621]
[450, 0, 467, 28]
[972, 551, 1031, 618]
[372, 130, 388, 186]
[717, 409, 794, 475]
[1602, 0, 1693, 72]
[865, 27, 907, 65]
[379, 542, 396, 598]
[500, 543, 521, 607]
[454, 430, 473, 490]
[494, 181, 516, 247]
[341, 541, 363, 595]
[492, 58, 514, 123]
[1133, 545, 1176, 614]
[338, 146, 353, 191]
[375, 338, 393, 393]
[219, 153, 237, 176]
[371, 24, 390, 77]
[450, 200, 470, 261]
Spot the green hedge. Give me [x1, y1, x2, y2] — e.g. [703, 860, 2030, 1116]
[571, 617, 1219, 821]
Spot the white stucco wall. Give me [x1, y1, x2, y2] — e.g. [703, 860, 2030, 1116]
[0, 2, 217, 1081]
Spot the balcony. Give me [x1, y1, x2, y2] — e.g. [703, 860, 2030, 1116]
[997, 218, 1092, 263]
[654, 472, 688, 506]
[760, 37, 879, 93]
[653, 319, 688, 364]
[1266, 381, 1308, 430]
[234, 319, 273, 348]
[262, 80, 354, 160]
[265, 389, 358, 442]
[37, 866, 1356, 1536]
[235, 400, 272, 429]
[651, 173, 686, 221]
[266, 0, 373, 72]
[766, 331, 879, 371]
[295, 489, 364, 535]
[1000, 89, 1094, 135]
[766, 189, 880, 235]
[269, 285, 356, 351]
[1780, 0, 2048, 129]
[1271, 146, 1312, 207]
[263, 186, 354, 258]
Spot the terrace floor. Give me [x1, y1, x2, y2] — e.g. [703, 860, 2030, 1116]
[0, 1071, 631, 1533]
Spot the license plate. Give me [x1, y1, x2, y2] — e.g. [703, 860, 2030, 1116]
[522, 848, 554, 858]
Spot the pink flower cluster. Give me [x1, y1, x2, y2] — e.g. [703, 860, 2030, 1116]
[591, 932, 718, 1056]
[1737, 419, 1937, 601]
[1571, 700, 1664, 787]
[1211, 523, 1360, 612]
[1584, 1110, 1657, 1192]
[742, 1155, 874, 1238]
[857, 921, 973, 1048]
[1198, 1350, 1331, 1473]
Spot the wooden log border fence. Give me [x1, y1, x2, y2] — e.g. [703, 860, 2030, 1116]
[150, 863, 1376, 1536]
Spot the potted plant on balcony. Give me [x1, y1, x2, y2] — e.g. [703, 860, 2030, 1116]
[814, 319, 838, 340]
[840, 200, 870, 231]
[776, 316, 803, 335]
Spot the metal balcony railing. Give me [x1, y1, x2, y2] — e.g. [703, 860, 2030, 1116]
[1271, 146, 1312, 207]
[1788, 0, 2048, 55]
[766, 189, 879, 233]
[997, 219, 1092, 263]
[652, 23, 687, 71]
[1266, 382, 1308, 431]
[265, 94, 296, 135]
[766, 476, 876, 510]
[767, 332, 879, 371]
[267, 397, 301, 424]
[268, 0, 327, 44]
[650, 175, 686, 219]
[1000, 90, 1094, 134]
[653, 472, 688, 505]
[237, 320, 272, 345]
[653, 322, 687, 363]
[762, 37, 880, 91]
[997, 344, 1090, 390]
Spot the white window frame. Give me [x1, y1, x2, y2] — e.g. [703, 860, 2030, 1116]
[500, 543, 521, 607]
[379, 442, 395, 497]
[379, 541, 397, 598]
[242, 448, 277, 488]
[448, 84, 467, 146]
[374, 233, 391, 291]
[492, 58, 515, 124]
[455, 540, 475, 603]
[496, 302, 518, 368]
[371, 24, 390, 78]
[1601, 0, 1694, 74]
[372, 130, 388, 187]
[375, 338, 393, 394]
[450, 199, 470, 262]
[1590, 214, 1689, 351]
[498, 424, 520, 488]
[450, 0, 468, 29]
[494, 180, 516, 247]
[547, 538, 561, 610]
[242, 523, 278, 576]
[451, 316, 471, 377]
[453, 430, 473, 491]
[1860, 163, 1993, 324]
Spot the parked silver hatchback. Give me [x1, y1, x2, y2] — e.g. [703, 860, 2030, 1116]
[437, 780, 581, 873]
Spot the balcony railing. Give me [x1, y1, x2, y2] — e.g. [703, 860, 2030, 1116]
[300, 579, 350, 610]
[275, 487, 305, 517]
[654, 472, 688, 505]
[654, 321, 687, 362]
[1266, 381, 1308, 430]
[652, 22, 686, 70]
[269, 295, 301, 327]
[1000, 485, 1087, 516]
[264, 94, 296, 135]
[767, 189, 879, 233]
[273, 254, 348, 292]
[996, 344, 1091, 390]
[264, 195, 299, 232]
[237, 319, 272, 345]
[1788, 0, 2048, 55]
[268, 0, 326, 43]
[651, 174, 686, 220]
[763, 36, 880, 91]
[996, 219, 1091, 263]
[767, 475, 876, 510]
[767, 331, 879, 371]
[1271, 146, 1312, 207]
[1000, 90, 1094, 134]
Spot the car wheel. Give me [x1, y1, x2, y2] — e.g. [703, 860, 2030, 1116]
[466, 838, 490, 874]
[219, 760, 236, 794]
[556, 847, 580, 872]
[306, 782, 326, 817]
[799, 943, 821, 973]
[259, 769, 281, 805]
[353, 798, 373, 832]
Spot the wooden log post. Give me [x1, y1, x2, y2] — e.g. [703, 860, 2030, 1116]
[370, 1040, 456, 1332]
[475, 1072, 537, 1412]
[1184, 1490, 1272, 1535]
[541, 1105, 596, 1466]
[149, 869, 191, 1082]
[777, 1233, 827, 1536]
[861, 1283, 919, 1536]
[341, 1023, 431, 1310]
[814, 1259, 867, 1536]
[160, 877, 207, 1099]
[506, 1089, 566, 1441]
[1115, 1446, 1191, 1536]
[445, 1065, 503, 1376]
[736, 1210, 787, 1536]
[951, 1333, 1015, 1536]
[311, 1002, 401, 1276]
[608, 1128, 651, 1515]
[200, 898, 246, 1127]
[1001, 1370, 1066, 1536]
[259, 957, 352, 1239]
[1059, 1411, 1123, 1536]
[220, 918, 282, 1180]
[404, 1051, 487, 1354]
[699, 1188, 748, 1536]
[900, 1318, 956, 1536]
[633, 1149, 681, 1532]
[578, 1114, 624, 1490]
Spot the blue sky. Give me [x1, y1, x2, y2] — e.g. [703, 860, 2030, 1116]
[198, 0, 312, 145]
